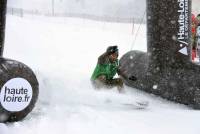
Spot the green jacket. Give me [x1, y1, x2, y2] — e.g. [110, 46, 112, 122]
[91, 53, 119, 80]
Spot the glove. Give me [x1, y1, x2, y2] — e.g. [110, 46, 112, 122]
[128, 76, 137, 81]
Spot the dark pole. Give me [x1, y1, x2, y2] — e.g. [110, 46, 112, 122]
[0, 0, 7, 56]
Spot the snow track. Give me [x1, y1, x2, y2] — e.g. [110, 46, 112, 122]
[0, 15, 200, 134]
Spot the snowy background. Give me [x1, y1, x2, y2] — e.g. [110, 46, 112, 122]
[192, 0, 200, 15]
[7, 0, 200, 17]
[7, 0, 146, 21]
[0, 0, 200, 134]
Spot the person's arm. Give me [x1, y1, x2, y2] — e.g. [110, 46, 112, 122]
[97, 75, 107, 82]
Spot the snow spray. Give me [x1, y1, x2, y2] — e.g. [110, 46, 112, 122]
[0, 0, 39, 122]
[120, 0, 200, 109]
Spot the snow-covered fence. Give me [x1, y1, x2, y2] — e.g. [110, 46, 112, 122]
[7, 7, 23, 17]
[6, 7, 144, 24]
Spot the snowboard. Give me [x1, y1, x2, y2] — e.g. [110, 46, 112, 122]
[121, 101, 149, 109]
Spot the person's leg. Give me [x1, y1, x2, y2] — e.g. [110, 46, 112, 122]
[92, 75, 110, 89]
[92, 75, 124, 92]
[105, 78, 124, 92]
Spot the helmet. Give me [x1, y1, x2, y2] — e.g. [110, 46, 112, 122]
[106, 46, 118, 54]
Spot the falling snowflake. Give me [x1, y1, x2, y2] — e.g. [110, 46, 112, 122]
[153, 85, 158, 90]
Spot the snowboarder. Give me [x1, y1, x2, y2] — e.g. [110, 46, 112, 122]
[91, 46, 124, 92]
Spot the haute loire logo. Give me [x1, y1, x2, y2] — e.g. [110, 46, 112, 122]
[0, 78, 33, 112]
[3, 87, 31, 103]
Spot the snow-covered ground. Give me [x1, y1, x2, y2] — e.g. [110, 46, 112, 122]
[0, 15, 200, 134]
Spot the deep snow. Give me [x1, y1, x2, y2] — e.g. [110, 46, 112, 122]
[0, 15, 200, 134]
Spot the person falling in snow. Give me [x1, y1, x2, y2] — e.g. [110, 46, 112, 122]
[91, 46, 136, 92]
[91, 46, 123, 91]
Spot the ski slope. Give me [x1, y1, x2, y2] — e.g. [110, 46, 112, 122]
[0, 15, 200, 134]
